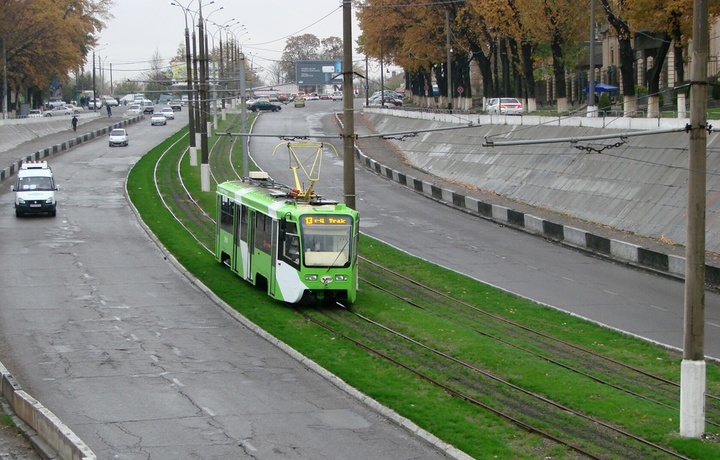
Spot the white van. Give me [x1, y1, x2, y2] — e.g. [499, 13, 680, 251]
[11, 161, 58, 217]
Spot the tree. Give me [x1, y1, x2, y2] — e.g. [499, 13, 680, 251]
[280, 34, 321, 82]
[143, 49, 171, 96]
[320, 37, 343, 60]
[0, 0, 112, 111]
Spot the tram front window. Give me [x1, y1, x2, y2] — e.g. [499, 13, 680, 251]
[300, 217, 353, 267]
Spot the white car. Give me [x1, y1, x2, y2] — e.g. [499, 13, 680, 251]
[102, 97, 119, 107]
[160, 107, 175, 119]
[127, 104, 142, 115]
[150, 112, 167, 126]
[486, 97, 524, 115]
[44, 106, 73, 116]
[28, 109, 43, 118]
[108, 128, 129, 147]
[332, 91, 343, 101]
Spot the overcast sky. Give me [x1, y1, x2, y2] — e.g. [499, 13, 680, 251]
[96, 0, 363, 81]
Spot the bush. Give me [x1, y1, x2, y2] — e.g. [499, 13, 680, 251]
[598, 93, 612, 111]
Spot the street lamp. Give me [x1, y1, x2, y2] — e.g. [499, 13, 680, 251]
[169, 0, 199, 166]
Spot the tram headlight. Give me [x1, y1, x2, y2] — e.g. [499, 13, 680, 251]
[334, 274, 348, 281]
[305, 274, 318, 281]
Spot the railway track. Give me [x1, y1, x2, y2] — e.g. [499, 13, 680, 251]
[146, 114, 716, 459]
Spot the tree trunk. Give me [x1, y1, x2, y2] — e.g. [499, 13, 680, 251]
[601, 0, 636, 115]
[550, 30, 568, 112]
[646, 32, 671, 118]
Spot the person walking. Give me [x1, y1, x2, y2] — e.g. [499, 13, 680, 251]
[71, 115, 78, 132]
[106, 104, 112, 117]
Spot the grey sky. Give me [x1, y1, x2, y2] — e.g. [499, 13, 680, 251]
[96, 0, 361, 81]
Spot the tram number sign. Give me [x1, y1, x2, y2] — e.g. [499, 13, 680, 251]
[304, 216, 348, 225]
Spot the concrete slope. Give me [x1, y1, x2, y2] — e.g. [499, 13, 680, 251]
[363, 110, 718, 253]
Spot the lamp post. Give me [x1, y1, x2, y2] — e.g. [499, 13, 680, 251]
[170, 0, 199, 166]
[207, 18, 234, 127]
[203, 7, 224, 138]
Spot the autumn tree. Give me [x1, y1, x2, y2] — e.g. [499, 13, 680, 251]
[624, 0, 719, 117]
[320, 37, 343, 60]
[0, 0, 112, 113]
[280, 34, 321, 82]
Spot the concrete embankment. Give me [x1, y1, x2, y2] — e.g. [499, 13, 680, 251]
[362, 109, 719, 254]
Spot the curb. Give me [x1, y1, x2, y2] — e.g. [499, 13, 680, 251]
[0, 363, 94, 460]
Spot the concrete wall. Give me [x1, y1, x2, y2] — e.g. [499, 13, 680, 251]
[362, 109, 720, 254]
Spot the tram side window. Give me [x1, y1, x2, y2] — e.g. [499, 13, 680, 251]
[279, 222, 300, 269]
[255, 213, 272, 254]
[238, 204, 247, 242]
[219, 196, 233, 233]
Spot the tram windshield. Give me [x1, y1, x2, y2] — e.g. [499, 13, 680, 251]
[300, 215, 354, 267]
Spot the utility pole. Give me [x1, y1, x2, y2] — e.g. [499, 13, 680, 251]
[342, 0, 356, 210]
[185, 16, 197, 166]
[92, 52, 96, 112]
[239, 52, 248, 176]
[681, 0, 709, 438]
[2, 36, 7, 119]
[198, 4, 210, 192]
[446, 9, 452, 112]
[587, 0, 596, 117]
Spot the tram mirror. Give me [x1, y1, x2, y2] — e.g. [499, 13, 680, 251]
[279, 218, 287, 238]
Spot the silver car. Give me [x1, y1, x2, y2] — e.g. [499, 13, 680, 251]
[486, 97, 524, 115]
[150, 112, 167, 126]
[44, 106, 73, 117]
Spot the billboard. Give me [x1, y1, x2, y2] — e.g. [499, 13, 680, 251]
[295, 60, 342, 85]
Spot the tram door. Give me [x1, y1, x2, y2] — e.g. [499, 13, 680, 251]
[245, 209, 255, 282]
[268, 220, 278, 298]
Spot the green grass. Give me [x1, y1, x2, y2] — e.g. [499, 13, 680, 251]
[127, 123, 720, 459]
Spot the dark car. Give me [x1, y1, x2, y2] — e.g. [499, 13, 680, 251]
[249, 101, 282, 112]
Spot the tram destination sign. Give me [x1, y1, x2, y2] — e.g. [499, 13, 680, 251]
[296, 60, 343, 85]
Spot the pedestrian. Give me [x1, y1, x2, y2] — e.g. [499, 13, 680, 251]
[71, 115, 78, 132]
[106, 104, 112, 117]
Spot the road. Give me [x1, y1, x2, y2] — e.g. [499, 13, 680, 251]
[250, 99, 720, 359]
[0, 105, 457, 459]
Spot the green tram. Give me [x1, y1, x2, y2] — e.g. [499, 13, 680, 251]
[215, 171, 359, 304]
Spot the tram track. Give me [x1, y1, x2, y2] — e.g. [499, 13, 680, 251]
[360, 258, 720, 428]
[147, 114, 714, 458]
[298, 304, 690, 459]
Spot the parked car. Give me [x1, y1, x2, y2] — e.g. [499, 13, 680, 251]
[108, 128, 129, 147]
[294, 97, 306, 108]
[367, 94, 403, 107]
[486, 97, 524, 115]
[160, 107, 175, 119]
[249, 101, 281, 112]
[150, 112, 167, 125]
[44, 106, 73, 116]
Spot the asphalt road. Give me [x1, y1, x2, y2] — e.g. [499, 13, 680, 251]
[251, 99, 720, 359]
[0, 105, 460, 459]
